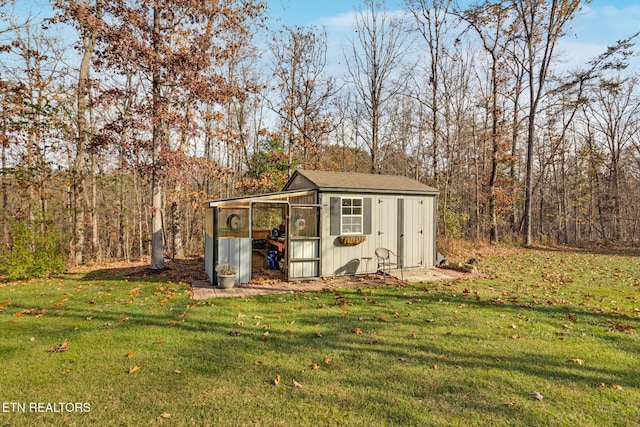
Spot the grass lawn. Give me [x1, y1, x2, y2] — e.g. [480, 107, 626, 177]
[1, 245, 639, 426]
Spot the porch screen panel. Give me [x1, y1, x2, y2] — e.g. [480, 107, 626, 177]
[289, 205, 320, 280]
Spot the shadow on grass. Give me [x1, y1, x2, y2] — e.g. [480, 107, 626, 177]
[3, 252, 639, 426]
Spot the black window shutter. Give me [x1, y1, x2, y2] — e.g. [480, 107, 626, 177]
[363, 198, 372, 235]
[330, 197, 341, 235]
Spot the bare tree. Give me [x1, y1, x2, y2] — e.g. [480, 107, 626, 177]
[268, 25, 337, 175]
[346, 0, 409, 173]
[512, 0, 585, 245]
[405, 0, 454, 185]
[458, 0, 514, 243]
[582, 77, 640, 240]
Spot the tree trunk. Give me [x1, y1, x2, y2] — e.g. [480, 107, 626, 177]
[72, 0, 102, 265]
[1, 124, 8, 247]
[171, 199, 184, 259]
[150, 4, 165, 270]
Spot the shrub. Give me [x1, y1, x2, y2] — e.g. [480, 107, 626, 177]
[0, 219, 65, 280]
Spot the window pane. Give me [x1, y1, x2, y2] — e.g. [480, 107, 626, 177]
[340, 198, 363, 235]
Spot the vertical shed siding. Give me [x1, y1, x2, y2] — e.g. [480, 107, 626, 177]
[319, 192, 437, 277]
[216, 238, 252, 284]
[205, 207, 214, 283]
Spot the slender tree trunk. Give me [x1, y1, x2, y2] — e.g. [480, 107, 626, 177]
[560, 138, 570, 244]
[90, 153, 100, 261]
[150, 4, 165, 269]
[171, 200, 184, 259]
[134, 170, 143, 259]
[119, 170, 127, 259]
[72, 0, 102, 265]
[488, 54, 499, 244]
[1, 124, 8, 247]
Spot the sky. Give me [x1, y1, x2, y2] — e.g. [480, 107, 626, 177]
[5, 0, 640, 72]
[267, 0, 640, 71]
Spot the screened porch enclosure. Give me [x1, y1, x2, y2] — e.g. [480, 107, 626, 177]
[204, 191, 320, 285]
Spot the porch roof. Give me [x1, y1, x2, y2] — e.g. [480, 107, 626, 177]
[203, 189, 316, 208]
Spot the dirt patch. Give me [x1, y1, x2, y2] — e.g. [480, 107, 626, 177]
[79, 258, 207, 283]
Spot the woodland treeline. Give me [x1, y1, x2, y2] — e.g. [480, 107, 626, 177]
[1, 0, 639, 274]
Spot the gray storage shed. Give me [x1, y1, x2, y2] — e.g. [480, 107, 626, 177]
[203, 170, 439, 285]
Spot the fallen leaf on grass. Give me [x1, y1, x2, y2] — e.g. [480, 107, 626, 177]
[126, 352, 136, 358]
[154, 340, 164, 344]
[174, 369, 181, 374]
[48, 340, 68, 353]
[128, 365, 141, 374]
[229, 330, 241, 336]
[274, 374, 281, 386]
[503, 401, 516, 407]
[315, 331, 323, 337]
[569, 358, 584, 366]
[512, 334, 522, 339]
[323, 358, 331, 364]
[352, 328, 363, 334]
[311, 363, 319, 370]
[529, 391, 543, 401]
[411, 331, 417, 339]
[261, 332, 269, 341]
[52, 298, 68, 307]
[611, 384, 623, 390]
[292, 379, 302, 388]
[158, 412, 171, 419]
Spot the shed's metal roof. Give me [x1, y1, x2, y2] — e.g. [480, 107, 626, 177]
[283, 170, 439, 195]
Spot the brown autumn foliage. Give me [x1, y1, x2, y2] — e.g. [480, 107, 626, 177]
[1, 0, 639, 272]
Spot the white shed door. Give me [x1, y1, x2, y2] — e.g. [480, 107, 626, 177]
[402, 199, 425, 267]
[377, 198, 398, 253]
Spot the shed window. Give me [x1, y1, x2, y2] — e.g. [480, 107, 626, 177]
[341, 198, 363, 234]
